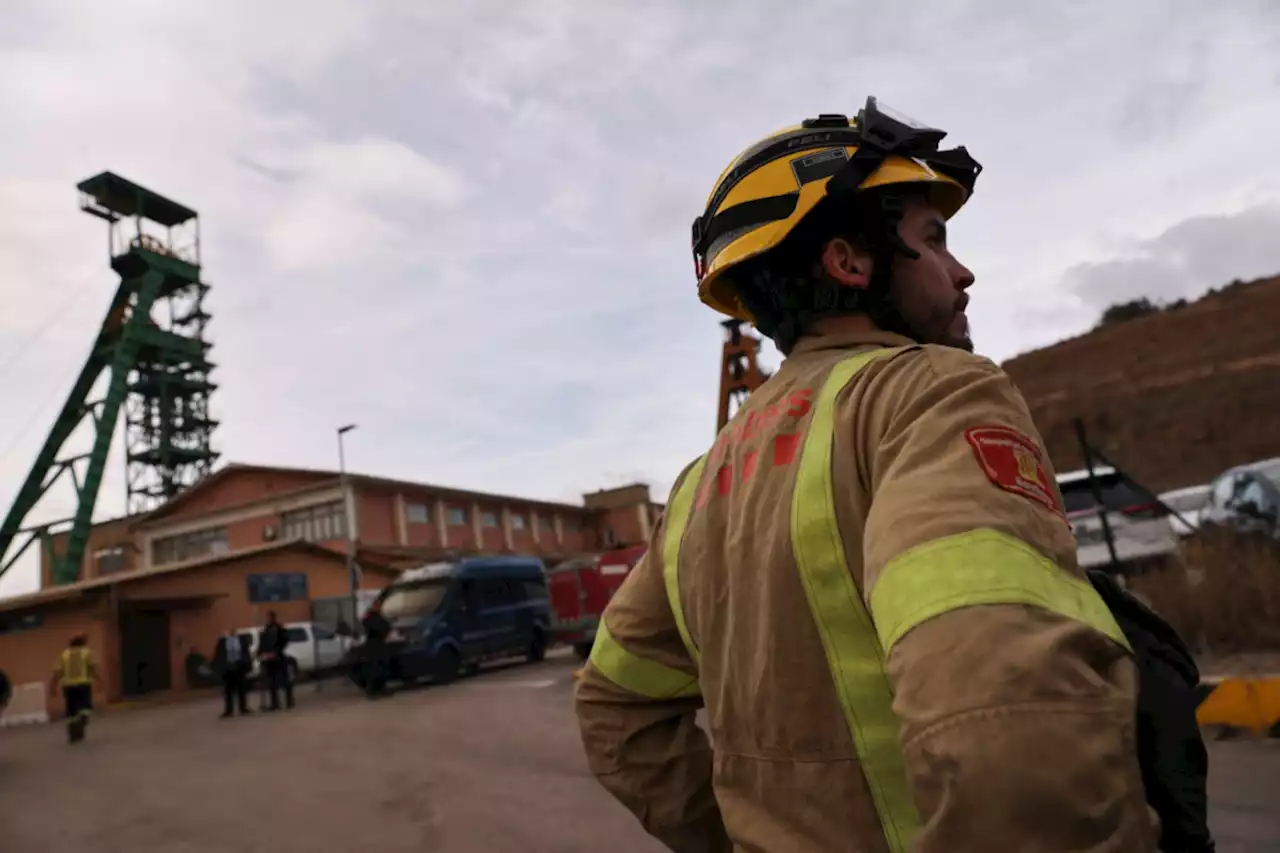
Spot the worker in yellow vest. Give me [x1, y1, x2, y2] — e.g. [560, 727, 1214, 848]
[573, 98, 1158, 852]
[49, 633, 103, 744]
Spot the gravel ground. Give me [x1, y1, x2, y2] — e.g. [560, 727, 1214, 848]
[1, 651, 1276, 852]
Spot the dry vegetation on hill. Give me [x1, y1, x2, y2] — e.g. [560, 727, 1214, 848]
[1002, 275, 1280, 492]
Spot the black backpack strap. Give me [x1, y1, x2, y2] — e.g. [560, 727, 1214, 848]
[1087, 570, 1216, 853]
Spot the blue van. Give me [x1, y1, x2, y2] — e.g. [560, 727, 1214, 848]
[362, 556, 551, 686]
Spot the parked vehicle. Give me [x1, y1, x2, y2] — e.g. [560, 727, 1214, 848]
[1057, 466, 1178, 569]
[312, 589, 382, 638]
[1159, 483, 1213, 537]
[235, 621, 350, 681]
[348, 556, 551, 688]
[547, 545, 648, 659]
[1200, 457, 1280, 539]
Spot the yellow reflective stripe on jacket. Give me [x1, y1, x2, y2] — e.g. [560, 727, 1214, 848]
[59, 648, 93, 687]
[662, 455, 708, 668]
[791, 347, 919, 852]
[869, 527, 1132, 655]
[588, 621, 700, 699]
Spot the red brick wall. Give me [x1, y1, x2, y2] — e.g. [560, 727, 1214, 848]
[226, 514, 271, 551]
[511, 532, 536, 552]
[42, 516, 141, 587]
[560, 516, 590, 553]
[158, 469, 329, 522]
[444, 504, 475, 550]
[0, 602, 108, 709]
[477, 503, 504, 551]
[356, 489, 397, 547]
[119, 549, 394, 702]
[596, 505, 649, 548]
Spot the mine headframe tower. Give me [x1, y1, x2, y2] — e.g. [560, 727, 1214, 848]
[716, 319, 771, 433]
[0, 172, 218, 586]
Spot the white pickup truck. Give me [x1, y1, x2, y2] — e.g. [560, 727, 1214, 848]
[234, 621, 351, 680]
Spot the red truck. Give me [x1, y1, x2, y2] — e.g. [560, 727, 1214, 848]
[547, 545, 648, 659]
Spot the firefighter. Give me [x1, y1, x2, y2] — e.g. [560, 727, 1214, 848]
[50, 633, 103, 744]
[573, 97, 1160, 852]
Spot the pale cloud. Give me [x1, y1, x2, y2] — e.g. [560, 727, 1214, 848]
[1064, 205, 1280, 310]
[2, 0, 1280, 596]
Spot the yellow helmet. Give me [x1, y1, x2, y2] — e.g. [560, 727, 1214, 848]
[692, 97, 983, 322]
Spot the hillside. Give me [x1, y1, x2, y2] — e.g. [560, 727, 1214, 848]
[1001, 275, 1280, 493]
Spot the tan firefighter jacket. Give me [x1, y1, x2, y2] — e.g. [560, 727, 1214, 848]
[573, 328, 1159, 853]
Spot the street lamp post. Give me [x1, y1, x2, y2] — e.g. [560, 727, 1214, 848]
[337, 424, 358, 635]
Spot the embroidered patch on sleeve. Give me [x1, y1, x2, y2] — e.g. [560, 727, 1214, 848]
[964, 425, 1065, 518]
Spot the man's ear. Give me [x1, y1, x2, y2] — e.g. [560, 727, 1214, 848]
[819, 237, 872, 289]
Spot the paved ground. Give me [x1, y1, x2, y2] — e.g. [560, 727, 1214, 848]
[1, 651, 1277, 852]
[1207, 737, 1280, 853]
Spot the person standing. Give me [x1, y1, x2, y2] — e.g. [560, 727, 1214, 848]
[258, 610, 294, 711]
[49, 633, 103, 744]
[574, 98, 1162, 851]
[213, 630, 252, 718]
[359, 602, 393, 699]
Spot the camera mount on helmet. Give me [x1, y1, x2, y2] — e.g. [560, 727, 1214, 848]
[825, 96, 976, 201]
[691, 96, 982, 281]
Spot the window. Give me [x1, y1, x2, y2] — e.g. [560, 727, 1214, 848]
[1231, 477, 1277, 521]
[1208, 473, 1239, 511]
[406, 502, 430, 524]
[246, 572, 309, 603]
[539, 515, 555, 532]
[480, 578, 521, 607]
[380, 580, 451, 621]
[151, 526, 229, 566]
[481, 511, 499, 528]
[286, 626, 309, 643]
[0, 611, 42, 636]
[447, 507, 468, 526]
[95, 545, 127, 574]
[510, 513, 527, 531]
[1059, 474, 1155, 517]
[281, 501, 347, 542]
[521, 580, 548, 601]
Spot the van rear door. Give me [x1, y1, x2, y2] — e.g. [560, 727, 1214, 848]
[479, 577, 522, 657]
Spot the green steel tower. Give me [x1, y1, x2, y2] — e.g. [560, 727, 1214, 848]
[0, 173, 218, 586]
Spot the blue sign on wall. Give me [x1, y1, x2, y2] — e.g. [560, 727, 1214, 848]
[246, 572, 309, 604]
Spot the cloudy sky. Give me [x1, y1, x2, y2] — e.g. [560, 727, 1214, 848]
[2, 0, 1279, 596]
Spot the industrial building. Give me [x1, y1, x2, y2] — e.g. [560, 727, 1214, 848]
[0, 172, 671, 716]
[0, 461, 661, 707]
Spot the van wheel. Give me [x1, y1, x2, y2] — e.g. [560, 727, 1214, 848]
[527, 631, 547, 663]
[433, 648, 460, 685]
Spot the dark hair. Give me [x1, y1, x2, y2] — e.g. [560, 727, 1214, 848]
[70, 634, 87, 647]
[730, 185, 925, 354]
